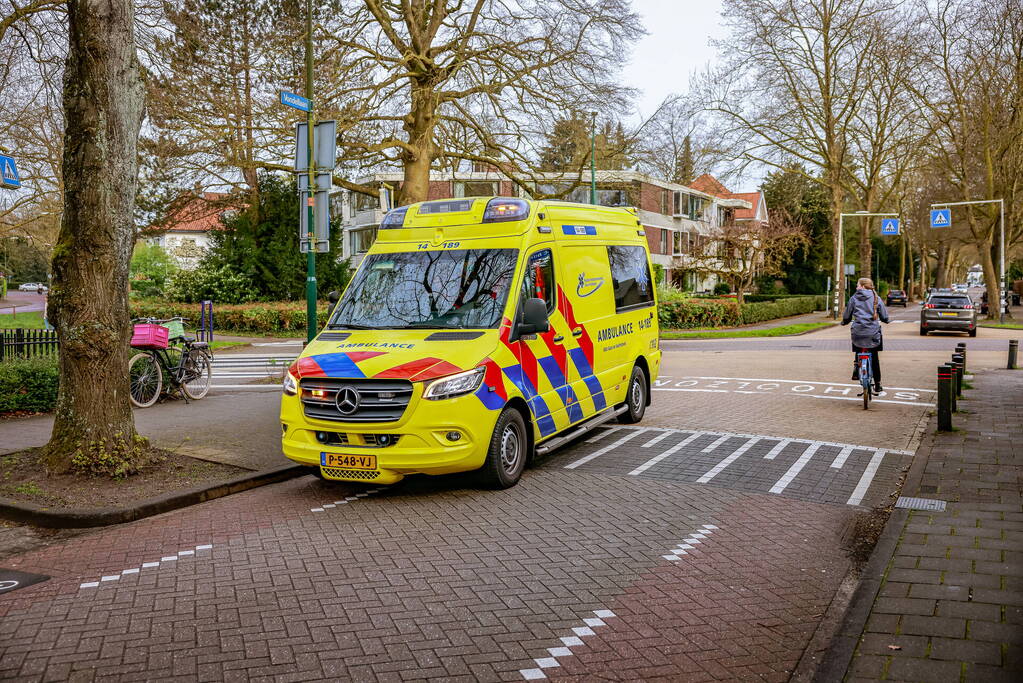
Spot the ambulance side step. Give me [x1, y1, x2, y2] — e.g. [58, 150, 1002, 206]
[534, 405, 628, 456]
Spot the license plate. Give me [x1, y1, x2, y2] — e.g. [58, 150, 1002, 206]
[320, 452, 377, 470]
[940, 311, 957, 317]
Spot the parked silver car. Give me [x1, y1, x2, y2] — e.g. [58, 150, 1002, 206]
[920, 293, 977, 337]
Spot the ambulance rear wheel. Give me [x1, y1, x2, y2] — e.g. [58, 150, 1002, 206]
[618, 365, 647, 424]
[478, 407, 527, 489]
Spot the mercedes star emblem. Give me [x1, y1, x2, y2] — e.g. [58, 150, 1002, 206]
[335, 386, 361, 415]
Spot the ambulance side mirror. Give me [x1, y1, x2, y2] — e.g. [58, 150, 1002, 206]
[517, 297, 550, 337]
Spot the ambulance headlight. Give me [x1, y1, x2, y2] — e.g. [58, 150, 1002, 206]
[282, 371, 299, 396]
[423, 367, 486, 400]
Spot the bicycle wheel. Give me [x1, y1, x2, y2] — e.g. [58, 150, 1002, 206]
[859, 357, 872, 410]
[182, 349, 212, 400]
[129, 352, 162, 408]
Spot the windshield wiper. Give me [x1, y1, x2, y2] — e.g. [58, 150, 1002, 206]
[326, 323, 376, 330]
[404, 323, 458, 329]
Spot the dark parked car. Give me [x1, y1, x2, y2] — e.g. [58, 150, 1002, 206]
[886, 289, 908, 306]
[920, 294, 977, 337]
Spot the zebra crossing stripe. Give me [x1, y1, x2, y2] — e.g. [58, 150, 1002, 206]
[769, 443, 822, 494]
[847, 450, 887, 506]
[762, 440, 790, 459]
[697, 438, 759, 483]
[565, 429, 646, 469]
[699, 435, 731, 453]
[830, 446, 855, 469]
[628, 432, 704, 476]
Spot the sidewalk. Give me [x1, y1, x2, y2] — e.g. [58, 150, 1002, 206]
[833, 368, 1022, 681]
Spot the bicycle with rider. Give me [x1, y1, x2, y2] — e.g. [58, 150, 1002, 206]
[841, 277, 889, 393]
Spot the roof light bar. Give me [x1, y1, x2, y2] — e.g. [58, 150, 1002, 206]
[482, 197, 530, 223]
[379, 206, 408, 229]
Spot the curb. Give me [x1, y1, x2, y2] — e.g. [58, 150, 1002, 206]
[0, 464, 308, 529]
[812, 408, 938, 681]
[660, 321, 836, 341]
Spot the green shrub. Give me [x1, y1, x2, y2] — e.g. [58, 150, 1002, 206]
[739, 296, 824, 325]
[131, 300, 333, 334]
[658, 298, 741, 329]
[164, 263, 257, 304]
[713, 282, 732, 295]
[130, 244, 179, 298]
[0, 356, 59, 413]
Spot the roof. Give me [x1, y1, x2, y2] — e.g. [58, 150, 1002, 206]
[730, 192, 762, 221]
[152, 192, 237, 233]
[689, 174, 733, 197]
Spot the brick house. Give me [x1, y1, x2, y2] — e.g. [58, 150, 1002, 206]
[339, 170, 751, 292]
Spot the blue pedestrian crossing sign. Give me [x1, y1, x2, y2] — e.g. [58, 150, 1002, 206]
[880, 218, 900, 235]
[930, 208, 951, 228]
[0, 154, 20, 189]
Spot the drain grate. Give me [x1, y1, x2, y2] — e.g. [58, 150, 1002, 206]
[0, 569, 50, 594]
[895, 496, 947, 512]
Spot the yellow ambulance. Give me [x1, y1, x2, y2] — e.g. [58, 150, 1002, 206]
[280, 197, 660, 488]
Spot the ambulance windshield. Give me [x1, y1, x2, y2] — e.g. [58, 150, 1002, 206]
[328, 248, 518, 330]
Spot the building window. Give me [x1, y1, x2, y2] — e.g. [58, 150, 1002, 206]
[673, 231, 689, 255]
[350, 227, 379, 254]
[660, 189, 668, 215]
[606, 245, 654, 311]
[661, 229, 670, 254]
[354, 192, 380, 213]
[688, 195, 708, 221]
[454, 181, 499, 197]
[672, 191, 682, 216]
[567, 187, 627, 207]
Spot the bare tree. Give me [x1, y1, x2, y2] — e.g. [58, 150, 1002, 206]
[44, 0, 146, 472]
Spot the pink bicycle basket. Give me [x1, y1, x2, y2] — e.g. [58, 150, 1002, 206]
[131, 323, 169, 350]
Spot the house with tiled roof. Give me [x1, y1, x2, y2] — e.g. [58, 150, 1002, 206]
[143, 192, 240, 269]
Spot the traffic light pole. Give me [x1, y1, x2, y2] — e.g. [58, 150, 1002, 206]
[304, 0, 317, 343]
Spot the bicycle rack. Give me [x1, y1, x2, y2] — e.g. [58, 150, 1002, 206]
[198, 300, 214, 344]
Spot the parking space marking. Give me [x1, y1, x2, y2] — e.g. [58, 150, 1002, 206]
[769, 443, 822, 494]
[519, 609, 619, 680]
[79, 544, 213, 589]
[848, 450, 887, 506]
[311, 487, 384, 512]
[565, 429, 647, 469]
[627, 432, 702, 476]
[699, 435, 731, 453]
[697, 438, 759, 483]
[585, 425, 623, 443]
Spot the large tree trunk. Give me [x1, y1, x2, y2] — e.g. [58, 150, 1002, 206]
[397, 82, 437, 206]
[44, 0, 146, 473]
[898, 234, 906, 294]
[933, 242, 949, 289]
[978, 241, 1000, 320]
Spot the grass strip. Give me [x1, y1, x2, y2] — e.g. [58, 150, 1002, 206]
[978, 321, 1023, 329]
[661, 321, 836, 339]
[0, 311, 45, 329]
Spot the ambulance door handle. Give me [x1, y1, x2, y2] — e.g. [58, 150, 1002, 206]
[552, 335, 564, 343]
[572, 328, 583, 337]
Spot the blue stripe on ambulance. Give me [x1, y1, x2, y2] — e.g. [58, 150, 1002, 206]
[474, 384, 505, 410]
[561, 225, 597, 236]
[529, 395, 557, 436]
[310, 353, 366, 378]
[556, 385, 584, 423]
[567, 348, 593, 378]
[537, 356, 567, 389]
[583, 375, 606, 412]
[502, 364, 537, 400]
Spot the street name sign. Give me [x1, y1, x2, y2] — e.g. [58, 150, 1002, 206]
[930, 208, 951, 228]
[880, 218, 900, 235]
[280, 91, 312, 112]
[0, 154, 21, 189]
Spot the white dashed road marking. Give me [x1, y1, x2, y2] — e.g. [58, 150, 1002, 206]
[565, 429, 647, 469]
[310, 487, 384, 512]
[628, 432, 703, 476]
[697, 438, 760, 483]
[79, 544, 213, 589]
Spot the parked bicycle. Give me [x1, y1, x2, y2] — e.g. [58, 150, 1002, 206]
[129, 317, 213, 408]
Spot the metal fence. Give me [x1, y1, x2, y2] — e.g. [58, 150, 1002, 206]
[0, 329, 59, 362]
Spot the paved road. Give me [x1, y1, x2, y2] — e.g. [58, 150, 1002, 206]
[5, 303, 1005, 681]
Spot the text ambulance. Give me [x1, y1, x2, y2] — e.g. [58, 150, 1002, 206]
[280, 197, 660, 488]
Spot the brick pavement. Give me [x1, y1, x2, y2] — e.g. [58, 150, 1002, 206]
[0, 456, 856, 681]
[843, 369, 1023, 681]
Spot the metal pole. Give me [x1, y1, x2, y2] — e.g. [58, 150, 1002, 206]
[1010, 340, 1019, 370]
[304, 0, 317, 344]
[833, 214, 843, 319]
[999, 198, 1005, 324]
[590, 112, 597, 205]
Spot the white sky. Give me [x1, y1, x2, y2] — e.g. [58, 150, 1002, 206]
[622, 0, 726, 120]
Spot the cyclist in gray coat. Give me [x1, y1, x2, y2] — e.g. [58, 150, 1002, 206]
[842, 277, 889, 392]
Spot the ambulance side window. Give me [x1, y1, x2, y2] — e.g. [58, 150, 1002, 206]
[606, 245, 654, 311]
[521, 249, 556, 314]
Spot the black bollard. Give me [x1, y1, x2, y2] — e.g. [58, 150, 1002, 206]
[951, 353, 964, 397]
[937, 365, 953, 430]
[943, 363, 958, 413]
[1010, 340, 1019, 370]
[955, 343, 967, 374]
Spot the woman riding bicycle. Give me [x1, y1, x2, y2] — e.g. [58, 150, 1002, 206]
[842, 277, 889, 393]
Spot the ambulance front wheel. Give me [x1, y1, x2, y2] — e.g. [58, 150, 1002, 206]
[478, 407, 527, 489]
[618, 365, 648, 424]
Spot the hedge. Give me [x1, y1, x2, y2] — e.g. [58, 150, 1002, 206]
[130, 294, 826, 335]
[130, 300, 332, 334]
[0, 356, 59, 413]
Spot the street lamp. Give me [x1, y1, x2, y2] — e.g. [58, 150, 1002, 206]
[832, 211, 900, 319]
[589, 111, 597, 205]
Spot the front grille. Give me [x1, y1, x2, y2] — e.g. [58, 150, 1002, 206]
[300, 378, 413, 423]
[317, 332, 351, 341]
[320, 467, 380, 480]
[313, 431, 402, 447]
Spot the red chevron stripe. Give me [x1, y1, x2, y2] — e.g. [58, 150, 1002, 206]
[499, 316, 540, 391]
[291, 357, 325, 378]
[556, 284, 594, 367]
[346, 351, 387, 363]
